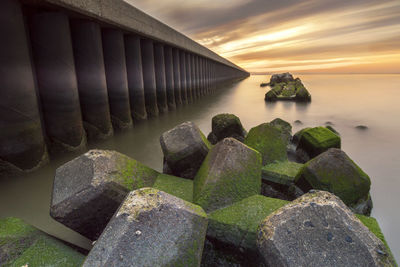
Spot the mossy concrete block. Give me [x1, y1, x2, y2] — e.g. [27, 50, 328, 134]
[295, 148, 371, 214]
[244, 123, 288, 165]
[160, 121, 211, 179]
[264, 89, 277, 101]
[207, 113, 247, 144]
[0, 217, 84, 266]
[262, 161, 303, 186]
[297, 126, 341, 159]
[257, 191, 396, 267]
[83, 188, 208, 267]
[153, 173, 193, 202]
[270, 118, 292, 142]
[208, 195, 288, 253]
[193, 138, 262, 213]
[292, 127, 311, 145]
[50, 149, 159, 240]
[295, 86, 311, 102]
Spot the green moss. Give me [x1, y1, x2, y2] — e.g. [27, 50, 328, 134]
[153, 174, 194, 202]
[244, 123, 288, 165]
[200, 131, 212, 150]
[0, 217, 84, 267]
[280, 83, 296, 97]
[208, 195, 289, 251]
[356, 215, 398, 267]
[11, 236, 85, 267]
[299, 127, 341, 157]
[262, 161, 303, 185]
[193, 142, 262, 213]
[114, 157, 159, 191]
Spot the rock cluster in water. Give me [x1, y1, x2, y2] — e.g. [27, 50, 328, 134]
[263, 72, 312, 102]
[1, 114, 396, 266]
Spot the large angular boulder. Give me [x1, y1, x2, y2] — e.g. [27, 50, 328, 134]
[207, 113, 247, 145]
[296, 126, 340, 161]
[244, 123, 288, 165]
[0, 217, 85, 266]
[257, 191, 396, 267]
[50, 150, 159, 240]
[270, 72, 294, 85]
[82, 188, 208, 267]
[270, 118, 292, 142]
[160, 121, 211, 179]
[295, 148, 372, 215]
[194, 138, 262, 213]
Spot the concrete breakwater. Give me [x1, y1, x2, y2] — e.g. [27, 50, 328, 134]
[0, 0, 249, 175]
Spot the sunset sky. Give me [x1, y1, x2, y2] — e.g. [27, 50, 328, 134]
[126, 0, 400, 74]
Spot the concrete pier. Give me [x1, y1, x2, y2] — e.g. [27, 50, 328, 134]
[172, 48, 182, 106]
[179, 51, 188, 104]
[102, 28, 133, 130]
[30, 12, 86, 153]
[153, 43, 169, 113]
[141, 39, 159, 117]
[164, 46, 176, 109]
[71, 20, 113, 140]
[125, 35, 147, 121]
[0, 0, 47, 174]
[185, 52, 193, 103]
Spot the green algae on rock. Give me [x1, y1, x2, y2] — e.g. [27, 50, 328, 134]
[262, 161, 303, 186]
[244, 123, 288, 165]
[295, 148, 372, 215]
[83, 188, 208, 267]
[0, 217, 85, 266]
[207, 113, 247, 144]
[194, 138, 262, 213]
[50, 149, 159, 240]
[264, 74, 311, 102]
[153, 173, 194, 202]
[296, 126, 341, 159]
[208, 195, 288, 253]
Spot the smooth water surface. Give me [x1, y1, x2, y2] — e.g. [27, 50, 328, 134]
[0, 74, 399, 261]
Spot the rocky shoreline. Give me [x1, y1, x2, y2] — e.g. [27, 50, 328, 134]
[0, 114, 397, 266]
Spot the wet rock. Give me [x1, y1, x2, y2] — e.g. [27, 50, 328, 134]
[294, 120, 303, 125]
[82, 188, 208, 267]
[294, 86, 311, 102]
[153, 173, 193, 202]
[257, 191, 396, 267]
[356, 125, 368, 130]
[326, 125, 340, 135]
[270, 72, 294, 85]
[270, 118, 292, 142]
[325, 121, 334, 126]
[260, 82, 269, 87]
[295, 148, 372, 215]
[296, 126, 341, 160]
[208, 195, 288, 255]
[50, 149, 159, 240]
[244, 123, 288, 165]
[207, 113, 247, 144]
[0, 217, 85, 266]
[194, 138, 262, 213]
[201, 239, 243, 267]
[264, 90, 278, 101]
[160, 121, 211, 179]
[291, 127, 311, 145]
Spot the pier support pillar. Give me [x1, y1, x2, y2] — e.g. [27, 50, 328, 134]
[30, 12, 86, 153]
[102, 28, 132, 130]
[71, 20, 113, 140]
[172, 48, 182, 106]
[185, 52, 193, 103]
[0, 0, 48, 174]
[190, 54, 197, 101]
[125, 35, 147, 121]
[164, 46, 176, 109]
[179, 50, 188, 104]
[141, 39, 159, 117]
[154, 43, 168, 113]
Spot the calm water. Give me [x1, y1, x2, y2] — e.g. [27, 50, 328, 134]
[0, 74, 399, 261]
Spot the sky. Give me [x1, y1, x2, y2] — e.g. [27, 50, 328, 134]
[126, 0, 400, 74]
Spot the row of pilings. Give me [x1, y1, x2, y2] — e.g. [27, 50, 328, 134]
[0, 0, 249, 175]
